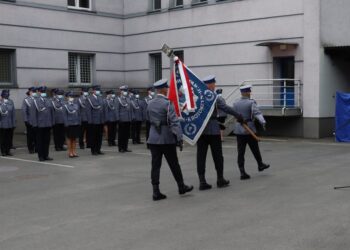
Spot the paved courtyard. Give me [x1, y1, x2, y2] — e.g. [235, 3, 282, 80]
[1, 136, 350, 250]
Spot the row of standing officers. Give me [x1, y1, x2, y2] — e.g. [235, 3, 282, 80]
[20, 85, 156, 160]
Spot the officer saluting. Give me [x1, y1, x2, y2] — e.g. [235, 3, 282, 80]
[22, 87, 37, 154]
[87, 85, 105, 155]
[196, 75, 244, 191]
[147, 79, 193, 201]
[0, 90, 16, 156]
[233, 85, 270, 180]
[34, 86, 54, 161]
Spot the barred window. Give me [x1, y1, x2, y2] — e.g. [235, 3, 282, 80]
[69, 53, 93, 85]
[67, 0, 91, 10]
[0, 50, 15, 85]
[175, 0, 183, 6]
[150, 53, 162, 82]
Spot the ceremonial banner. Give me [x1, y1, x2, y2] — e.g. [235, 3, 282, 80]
[168, 57, 217, 145]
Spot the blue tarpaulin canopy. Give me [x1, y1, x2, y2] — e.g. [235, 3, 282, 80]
[335, 92, 350, 142]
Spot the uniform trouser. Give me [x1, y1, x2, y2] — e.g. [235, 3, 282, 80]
[145, 121, 151, 141]
[131, 121, 142, 143]
[36, 127, 51, 159]
[236, 134, 263, 172]
[118, 122, 130, 151]
[10, 128, 14, 148]
[90, 124, 103, 154]
[0, 128, 12, 155]
[106, 121, 117, 145]
[53, 124, 65, 149]
[196, 134, 224, 179]
[149, 144, 184, 186]
[25, 122, 36, 152]
[79, 121, 89, 147]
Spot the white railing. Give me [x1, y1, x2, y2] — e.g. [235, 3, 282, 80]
[219, 79, 303, 110]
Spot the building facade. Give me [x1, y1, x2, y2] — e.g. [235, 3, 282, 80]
[0, 0, 349, 138]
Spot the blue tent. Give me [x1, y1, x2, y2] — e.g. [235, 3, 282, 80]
[335, 92, 350, 142]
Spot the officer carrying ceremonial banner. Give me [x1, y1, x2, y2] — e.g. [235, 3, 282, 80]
[233, 85, 270, 180]
[147, 79, 193, 201]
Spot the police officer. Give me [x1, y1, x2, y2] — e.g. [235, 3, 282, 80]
[117, 85, 132, 153]
[34, 86, 54, 161]
[63, 91, 81, 158]
[233, 85, 270, 180]
[147, 79, 193, 201]
[196, 75, 244, 191]
[0, 90, 16, 156]
[52, 89, 66, 151]
[78, 87, 90, 149]
[131, 90, 144, 144]
[22, 87, 38, 154]
[143, 87, 155, 147]
[104, 90, 118, 146]
[87, 85, 105, 155]
[216, 89, 228, 142]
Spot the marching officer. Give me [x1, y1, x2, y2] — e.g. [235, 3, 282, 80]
[52, 89, 66, 151]
[196, 75, 244, 191]
[87, 85, 105, 155]
[143, 86, 155, 146]
[21, 87, 38, 154]
[0, 90, 16, 156]
[78, 87, 90, 149]
[233, 85, 270, 180]
[34, 86, 54, 161]
[131, 90, 144, 144]
[104, 90, 118, 146]
[63, 92, 81, 158]
[147, 79, 193, 201]
[117, 85, 132, 153]
[216, 89, 228, 141]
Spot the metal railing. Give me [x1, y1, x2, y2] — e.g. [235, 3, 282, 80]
[219, 79, 303, 110]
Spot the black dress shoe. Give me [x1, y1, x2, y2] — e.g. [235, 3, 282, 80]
[97, 151, 105, 155]
[92, 152, 98, 155]
[179, 184, 194, 195]
[29, 150, 35, 154]
[153, 192, 167, 201]
[258, 163, 270, 172]
[79, 145, 85, 149]
[2, 153, 7, 156]
[39, 158, 45, 162]
[199, 182, 212, 191]
[240, 173, 251, 180]
[44, 157, 53, 161]
[137, 142, 144, 144]
[125, 149, 132, 152]
[6, 153, 13, 157]
[217, 178, 230, 188]
[119, 149, 125, 153]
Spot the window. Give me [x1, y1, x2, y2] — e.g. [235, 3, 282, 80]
[69, 53, 94, 85]
[175, 0, 183, 6]
[150, 53, 162, 82]
[153, 0, 161, 10]
[67, 0, 91, 10]
[0, 49, 15, 86]
[192, 0, 207, 4]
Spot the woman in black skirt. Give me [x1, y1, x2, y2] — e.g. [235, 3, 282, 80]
[63, 92, 81, 158]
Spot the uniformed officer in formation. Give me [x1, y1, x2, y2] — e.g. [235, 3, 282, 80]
[78, 87, 90, 149]
[34, 86, 54, 161]
[147, 79, 193, 201]
[233, 85, 270, 180]
[63, 91, 81, 158]
[143, 86, 155, 147]
[104, 90, 118, 146]
[117, 85, 132, 153]
[216, 88, 228, 142]
[196, 75, 244, 191]
[87, 85, 105, 155]
[0, 90, 16, 156]
[22, 87, 37, 154]
[52, 89, 66, 151]
[130, 90, 144, 144]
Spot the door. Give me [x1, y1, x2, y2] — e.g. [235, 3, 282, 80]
[273, 57, 295, 107]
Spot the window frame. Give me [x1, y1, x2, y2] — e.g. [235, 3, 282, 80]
[153, 0, 161, 10]
[68, 53, 94, 86]
[174, 0, 184, 7]
[0, 49, 16, 87]
[67, 0, 92, 11]
[149, 53, 162, 83]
